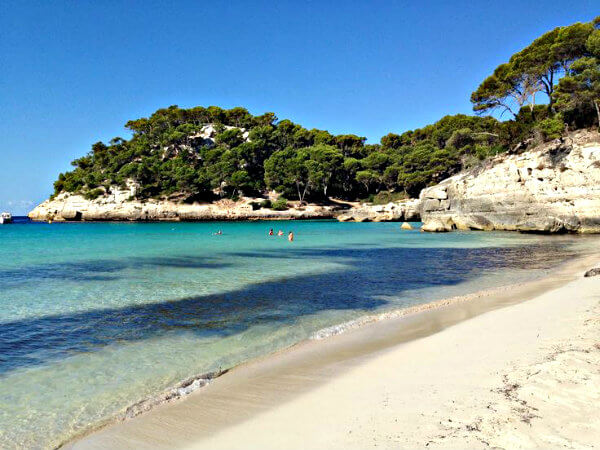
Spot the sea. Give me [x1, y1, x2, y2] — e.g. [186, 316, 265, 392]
[0, 217, 595, 448]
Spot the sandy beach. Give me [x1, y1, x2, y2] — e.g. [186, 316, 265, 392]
[66, 254, 600, 450]
[8, 5, 600, 450]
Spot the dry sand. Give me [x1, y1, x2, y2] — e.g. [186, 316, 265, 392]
[67, 255, 600, 450]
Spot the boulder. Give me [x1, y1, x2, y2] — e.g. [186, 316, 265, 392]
[421, 217, 453, 232]
[423, 186, 448, 200]
[400, 222, 413, 230]
[337, 214, 353, 222]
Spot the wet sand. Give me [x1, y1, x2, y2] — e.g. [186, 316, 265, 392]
[65, 254, 600, 449]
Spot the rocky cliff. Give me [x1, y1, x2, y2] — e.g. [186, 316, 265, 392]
[336, 200, 420, 222]
[29, 190, 420, 223]
[420, 130, 600, 233]
[28, 189, 337, 222]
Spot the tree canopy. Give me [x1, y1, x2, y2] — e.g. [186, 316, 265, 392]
[472, 18, 599, 118]
[554, 27, 600, 129]
[52, 16, 600, 205]
[54, 106, 512, 202]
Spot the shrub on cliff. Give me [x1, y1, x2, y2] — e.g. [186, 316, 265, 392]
[83, 188, 104, 200]
[534, 115, 565, 141]
[271, 197, 288, 210]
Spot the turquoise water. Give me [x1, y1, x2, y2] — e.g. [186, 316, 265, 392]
[0, 220, 595, 448]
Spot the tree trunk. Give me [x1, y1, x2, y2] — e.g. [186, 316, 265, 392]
[301, 183, 309, 204]
[594, 99, 600, 131]
[548, 70, 555, 113]
[541, 76, 554, 114]
[499, 101, 518, 118]
[295, 181, 302, 202]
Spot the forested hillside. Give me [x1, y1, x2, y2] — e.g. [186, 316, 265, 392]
[53, 16, 600, 203]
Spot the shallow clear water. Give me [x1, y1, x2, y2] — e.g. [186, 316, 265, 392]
[0, 219, 596, 448]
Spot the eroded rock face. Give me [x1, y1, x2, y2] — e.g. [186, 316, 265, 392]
[28, 191, 337, 222]
[336, 199, 421, 223]
[420, 130, 600, 233]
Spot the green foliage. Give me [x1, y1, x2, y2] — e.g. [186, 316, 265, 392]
[272, 197, 288, 210]
[587, 29, 600, 57]
[535, 115, 565, 140]
[84, 188, 104, 200]
[470, 63, 534, 117]
[555, 56, 600, 129]
[260, 199, 272, 209]
[366, 191, 408, 205]
[355, 169, 380, 191]
[473, 18, 597, 116]
[215, 128, 244, 149]
[51, 17, 600, 205]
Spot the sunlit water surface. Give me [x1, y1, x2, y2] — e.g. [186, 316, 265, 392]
[0, 219, 597, 448]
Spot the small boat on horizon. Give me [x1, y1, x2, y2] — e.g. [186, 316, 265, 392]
[0, 212, 12, 224]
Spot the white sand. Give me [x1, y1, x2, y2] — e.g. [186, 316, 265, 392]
[67, 257, 600, 450]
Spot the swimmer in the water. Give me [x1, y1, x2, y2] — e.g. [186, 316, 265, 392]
[288, 231, 294, 242]
[213, 230, 222, 235]
[277, 230, 284, 236]
[268, 228, 274, 236]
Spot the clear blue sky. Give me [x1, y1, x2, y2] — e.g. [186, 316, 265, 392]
[1, 1, 598, 214]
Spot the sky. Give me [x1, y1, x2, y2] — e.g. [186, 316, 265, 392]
[0, 1, 598, 215]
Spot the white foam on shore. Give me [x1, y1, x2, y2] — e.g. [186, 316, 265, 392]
[122, 369, 227, 420]
[309, 283, 518, 340]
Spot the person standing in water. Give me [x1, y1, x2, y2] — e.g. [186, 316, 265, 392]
[268, 228, 274, 236]
[288, 231, 294, 242]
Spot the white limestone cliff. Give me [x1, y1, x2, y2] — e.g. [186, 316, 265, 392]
[420, 130, 600, 233]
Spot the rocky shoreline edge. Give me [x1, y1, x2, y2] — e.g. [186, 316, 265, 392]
[27, 195, 340, 223]
[27, 193, 422, 224]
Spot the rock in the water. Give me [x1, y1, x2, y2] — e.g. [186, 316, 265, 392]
[421, 217, 453, 232]
[400, 222, 413, 230]
[584, 268, 600, 277]
[420, 130, 600, 233]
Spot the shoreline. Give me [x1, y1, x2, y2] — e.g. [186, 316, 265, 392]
[27, 192, 421, 224]
[27, 215, 341, 223]
[27, 194, 346, 223]
[62, 251, 599, 450]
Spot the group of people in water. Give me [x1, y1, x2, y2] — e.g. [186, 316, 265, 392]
[269, 228, 294, 241]
[213, 228, 294, 241]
